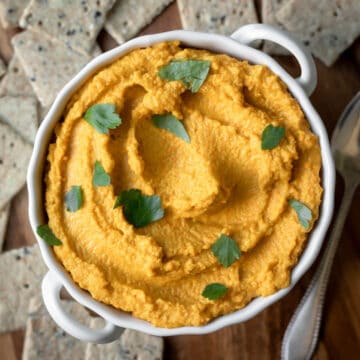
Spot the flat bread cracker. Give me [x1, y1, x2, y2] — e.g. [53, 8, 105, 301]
[0, 245, 47, 333]
[121, 329, 164, 360]
[0, 55, 35, 97]
[105, 0, 173, 44]
[276, 0, 360, 66]
[12, 30, 101, 107]
[23, 297, 91, 360]
[0, 58, 5, 78]
[261, 0, 289, 55]
[178, 0, 258, 35]
[85, 318, 163, 360]
[39, 104, 50, 123]
[0, 95, 38, 144]
[0, 204, 10, 251]
[0, 0, 30, 28]
[0, 122, 33, 209]
[20, 0, 116, 54]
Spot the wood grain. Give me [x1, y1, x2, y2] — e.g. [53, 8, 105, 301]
[1, 2, 359, 359]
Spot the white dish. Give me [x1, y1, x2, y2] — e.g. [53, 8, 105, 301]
[27, 24, 335, 343]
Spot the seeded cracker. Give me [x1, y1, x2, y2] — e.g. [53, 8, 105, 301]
[0, 245, 47, 333]
[23, 297, 91, 360]
[276, 0, 360, 66]
[177, 0, 258, 36]
[0, 122, 32, 209]
[39, 105, 50, 123]
[121, 329, 164, 360]
[85, 318, 163, 360]
[105, 0, 173, 44]
[261, 0, 289, 55]
[0, 55, 35, 97]
[0, 204, 10, 251]
[0, 95, 38, 144]
[0, 0, 30, 28]
[20, 0, 116, 54]
[12, 30, 102, 107]
[0, 58, 5, 78]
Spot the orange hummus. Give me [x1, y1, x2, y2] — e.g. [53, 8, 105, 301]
[45, 41, 322, 327]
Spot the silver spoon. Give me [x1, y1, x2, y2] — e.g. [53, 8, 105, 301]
[281, 92, 360, 360]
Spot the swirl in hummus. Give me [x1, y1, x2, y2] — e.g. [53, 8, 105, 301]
[45, 41, 322, 328]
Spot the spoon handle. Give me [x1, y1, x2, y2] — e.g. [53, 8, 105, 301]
[281, 178, 358, 360]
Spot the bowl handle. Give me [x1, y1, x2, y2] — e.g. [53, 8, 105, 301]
[42, 271, 123, 343]
[230, 24, 317, 96]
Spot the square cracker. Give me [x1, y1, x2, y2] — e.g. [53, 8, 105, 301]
[0, 95, 38, 144]
[0, 55, 35, 97]
[23, 297, 91, 360]
[261, 0, 289, 55]
[276, 0, 360, 66]
[39, 104, 50, 123]
[0, 0, 30, 28]
[121, 328, 164, 360]
[105, 0, 173, 44]
[0, 122, 33, 209]
[0, 58, 5, 78]
[20, 0, 116, 54]
[178, 0, 258, 36]
[85, 318, 164, 360]
[0, 54, 35, 96]
[0, 245, 47, 333]
[0, 204, 10, 251]
[85, 317, 163, 360]
[12, 30, 101, 107]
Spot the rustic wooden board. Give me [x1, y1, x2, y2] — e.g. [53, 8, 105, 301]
[0, 2, 359, 359]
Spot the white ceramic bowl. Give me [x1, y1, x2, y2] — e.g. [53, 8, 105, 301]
[27, 24, 335, 343]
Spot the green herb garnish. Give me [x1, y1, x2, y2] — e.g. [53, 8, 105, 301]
[211, 234, 241, 268]
[93, 160, 111, 187]
[261, 124, 285, 150]
[65, 185, 83, 212]
[152, 114, 190, 143]
[36, 224, 62, 246]
[84, 104, 122, 134]
[113, 189, 164, 228]
[202, 283, 228, 300]
[289, 199, 313, 230]
[158, 59, 211, 93]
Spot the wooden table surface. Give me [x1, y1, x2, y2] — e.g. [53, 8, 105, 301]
[0, 2, 359, 360]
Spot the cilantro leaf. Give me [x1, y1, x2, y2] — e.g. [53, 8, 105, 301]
[84, 104, 122, 134]
[289, 199, 313, 230]
[65, 185, 83, 212]
[36, 224, 62, 246]
[113, 189, 164, 228]
[152, 114, 190, 143]
[158, 59, 211, 93]
[261, 124, 285, 150]
[211, 234, 241, 267]
[202, 283, 228, 300]
[93, 160, 111, 187]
